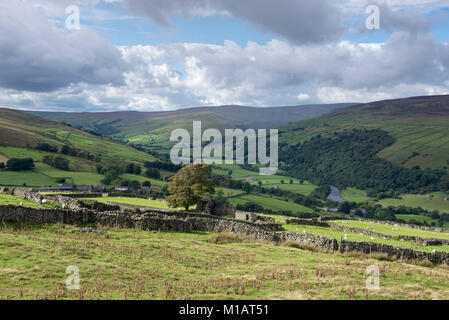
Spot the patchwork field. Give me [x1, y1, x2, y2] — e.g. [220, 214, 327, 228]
[0, 170, 56, 187]
[1, 223, 449, 300]
[212, 165, 317, 196]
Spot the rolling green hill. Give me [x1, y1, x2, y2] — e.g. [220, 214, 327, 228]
[0, 108, 157, 186]
[30, 103, 354, 153]
[279, 95, 449, 171]
[0, 108, 156, 164]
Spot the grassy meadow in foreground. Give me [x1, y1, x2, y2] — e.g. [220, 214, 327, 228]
[0, 223, 448, 300]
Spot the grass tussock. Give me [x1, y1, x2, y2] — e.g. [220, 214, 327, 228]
[279, 241, 329, 253]
[211, 233, 254, 245]
[341, 251, 396, 262]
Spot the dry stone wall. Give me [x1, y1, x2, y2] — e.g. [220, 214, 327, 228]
[330, 222, 449, 245]
[1, 190, 449, 266]
[13, 188, 44, 204]
[3, 188, 121, 212]
[340, 240, 449, 265]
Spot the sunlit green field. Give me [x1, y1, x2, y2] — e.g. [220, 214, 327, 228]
[0, 170, 56, 187]
[1, 223, 449, 300]
[0, 146, 95, 172]
[229, 194, 315, 213]
[212, 165, 317, 196]
[0, 194, 60, 209]
[396, 214, 449, 228]
[341, 188, 371, 203]
[82, 196, 171, 209]
[378, 194, 449, 214]
[215, 187, 244, 197]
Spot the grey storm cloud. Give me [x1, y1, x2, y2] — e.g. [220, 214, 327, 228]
[122, 0, 346, 44]
[0, 0, 126, 92]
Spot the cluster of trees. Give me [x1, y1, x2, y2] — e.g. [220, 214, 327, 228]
[96, 161, 168, 185]
[211, 174, 245, 190]
[119, 179, 143, 190]
[35, 143, 58, 153]
[282, 129, 447, 194]
[35, 143, 97, 162]
[97, 165, 125, 185]
[125, 163, 142, 175]
[2, 158, 34, 171]
[144, 161, 182, 173]
[309, 185, 331, 201]
[144, 168, 161, 179]
[97, 164, 153, 188]
[43, 155, 70, 171]
[61, 145, 96, 161]
[126, 161, 181, 180]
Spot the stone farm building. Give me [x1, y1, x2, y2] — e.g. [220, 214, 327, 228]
[76, 185, 93, 192]
[39, 184, 74, 192]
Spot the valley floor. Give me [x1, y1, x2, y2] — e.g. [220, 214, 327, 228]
[1, 223, 448, 300]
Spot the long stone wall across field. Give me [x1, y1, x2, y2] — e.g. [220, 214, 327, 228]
[1, 205, 449, 265]
[330, 223, 449, 245]
[13, 188, 44, 204]
[339, 240, 449, 265]
[0, 205, 312, 244]
[1, 188, 121, 212]
[358, 218, 449, 234]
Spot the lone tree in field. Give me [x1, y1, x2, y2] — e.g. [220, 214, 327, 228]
[166, 164, 215, 211]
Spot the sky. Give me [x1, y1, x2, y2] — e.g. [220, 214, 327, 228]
[0, 0, 448, 112]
